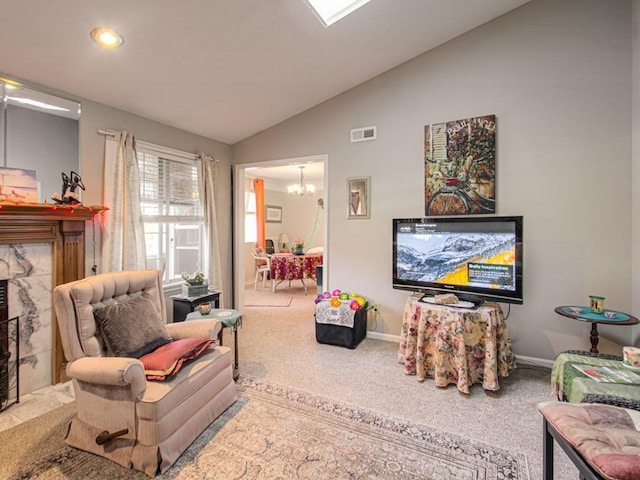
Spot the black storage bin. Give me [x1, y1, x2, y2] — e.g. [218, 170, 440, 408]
[315, 300, 366, 349]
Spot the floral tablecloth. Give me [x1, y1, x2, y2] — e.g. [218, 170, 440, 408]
[397, 298, 516, 394]
[270, 253, 323, 293]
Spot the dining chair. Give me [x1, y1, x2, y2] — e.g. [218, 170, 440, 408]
[251, 248, 272, 290]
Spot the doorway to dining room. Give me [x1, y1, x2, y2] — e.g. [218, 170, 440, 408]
[233, 154, 328, 310]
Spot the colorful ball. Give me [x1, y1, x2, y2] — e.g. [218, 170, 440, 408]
[323, 291, 331, 299]
[314, 294, 323, 304]
[350, 292, 358, 298]
[330, 297, 341, 307]
[356, 296, 366, 307]
[332, 289, 342, 297]
[339, 292, 349, 300]
[350, 299, 361, 310]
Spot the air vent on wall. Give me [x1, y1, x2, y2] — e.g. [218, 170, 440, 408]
[350, 126, 377, 143]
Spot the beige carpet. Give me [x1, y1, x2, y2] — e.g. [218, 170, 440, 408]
[245, 292, 292, 307]
[238, 288, 579, 480]
[0, 376, 528, 479]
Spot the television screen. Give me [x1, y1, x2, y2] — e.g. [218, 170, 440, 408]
[392, 216, 523, 306]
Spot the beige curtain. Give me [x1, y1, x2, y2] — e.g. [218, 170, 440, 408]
[101, 131, 147, 272]
[197, 153, 224, 307]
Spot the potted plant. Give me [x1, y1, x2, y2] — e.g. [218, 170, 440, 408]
[182, 271, 205, 285]
[293, 238, 304, 255]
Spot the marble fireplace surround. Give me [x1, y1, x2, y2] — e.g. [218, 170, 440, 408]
[0, 204, 107, 396]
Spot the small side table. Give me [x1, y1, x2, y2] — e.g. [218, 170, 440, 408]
[398, 297, 515, 393]
[186, 309, 241, 380]
[171, 291, 221, 322]
[555, 306, 639, 353]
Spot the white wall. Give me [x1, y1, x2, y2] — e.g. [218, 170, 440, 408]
[273, 190, 324, 251]
[233, 0, 635, 361]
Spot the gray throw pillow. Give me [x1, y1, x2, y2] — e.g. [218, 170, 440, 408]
[94, 294, 172, 358]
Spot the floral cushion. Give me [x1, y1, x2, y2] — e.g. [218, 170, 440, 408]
[140, 337, 214, 380]
[539, 402, 640, 480]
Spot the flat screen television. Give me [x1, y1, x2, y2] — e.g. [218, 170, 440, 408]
[392, 216, 523, 307]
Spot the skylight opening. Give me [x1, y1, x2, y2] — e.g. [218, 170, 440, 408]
[306, 0, 372, 27]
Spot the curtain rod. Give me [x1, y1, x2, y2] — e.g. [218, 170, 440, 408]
[97, 129, 217, 161]
[98, 129, 116, 138]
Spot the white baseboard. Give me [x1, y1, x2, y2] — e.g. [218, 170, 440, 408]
[367, 331, 401, 343]
[514, 354, 554, 369]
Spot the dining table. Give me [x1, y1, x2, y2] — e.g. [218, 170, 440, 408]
[270, 252, 323, 294]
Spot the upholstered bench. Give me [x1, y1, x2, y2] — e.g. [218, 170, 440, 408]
[538, 401, 640, 480]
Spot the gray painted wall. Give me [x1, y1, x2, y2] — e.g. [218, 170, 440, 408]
[78, 100, 233, 305]
[632, 0, 640, 344]
[233, 0, 636, 362]
[0, 76, 234, 306]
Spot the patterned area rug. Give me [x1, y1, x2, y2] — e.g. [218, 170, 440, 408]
[245, 293, 292, 307]
[0, 376, 529, 479]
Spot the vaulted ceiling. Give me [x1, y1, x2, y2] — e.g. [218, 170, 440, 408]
[1, 0, 530, 145]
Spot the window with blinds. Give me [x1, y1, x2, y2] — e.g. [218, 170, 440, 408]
[137, 147, 204, 284]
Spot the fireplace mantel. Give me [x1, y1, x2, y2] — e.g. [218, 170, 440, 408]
[0, 203, 107, 221]
[0, 203, 108, 384]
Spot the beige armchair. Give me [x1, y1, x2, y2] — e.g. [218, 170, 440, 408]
[53, 269, 236, 476]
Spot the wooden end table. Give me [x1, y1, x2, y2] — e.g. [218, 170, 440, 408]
[555, 306, 639, 353]
[171, 291, 221, 322]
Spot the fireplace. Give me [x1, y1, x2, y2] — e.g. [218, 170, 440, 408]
[0, 204, 107, 393]
[0, 279, 19, 410]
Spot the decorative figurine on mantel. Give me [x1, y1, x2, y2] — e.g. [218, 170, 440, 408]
[51, 171, 85, 205]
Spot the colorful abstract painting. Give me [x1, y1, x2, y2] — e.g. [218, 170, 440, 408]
[424, 115, 496, 216]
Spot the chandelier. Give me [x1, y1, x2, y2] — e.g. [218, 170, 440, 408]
[287, 166, 315, 196]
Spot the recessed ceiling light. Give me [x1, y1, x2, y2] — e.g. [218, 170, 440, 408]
[90, 27, 124, 49]
[305, 0, 372, 27]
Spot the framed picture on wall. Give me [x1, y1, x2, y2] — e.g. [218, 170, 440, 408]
[265, 205, 282, 223]
[424, 114, 496, 216]
[0, 167, 38, 203]
[347, 176, 370, 219]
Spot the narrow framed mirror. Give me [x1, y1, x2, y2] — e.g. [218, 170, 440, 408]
[347, 176, 370, 219]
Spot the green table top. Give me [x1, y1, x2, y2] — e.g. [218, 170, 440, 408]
[560, 306, 630, 322]
[552, 352, 640, 403]
[185, 309, 242, 328]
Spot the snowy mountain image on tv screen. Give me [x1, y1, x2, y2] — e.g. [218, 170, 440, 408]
[396, 232, 516, 288]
